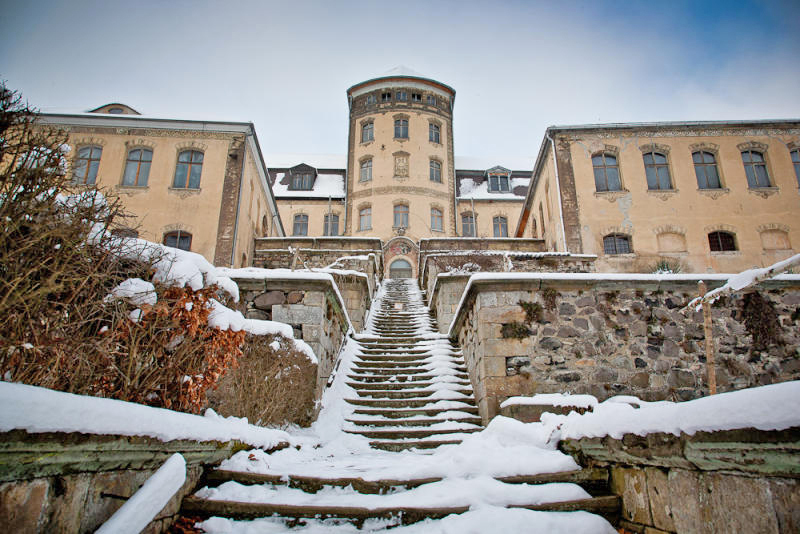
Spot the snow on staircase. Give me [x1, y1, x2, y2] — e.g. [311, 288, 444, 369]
[345, 278, 482, 451]
[180, 278, 621, 533]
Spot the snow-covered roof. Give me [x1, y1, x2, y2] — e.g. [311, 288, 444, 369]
[272, 172, 346, 199]
[379, 65, 431, 79]
[457, 177, 530, 200]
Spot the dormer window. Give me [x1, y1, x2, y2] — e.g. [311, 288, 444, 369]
[488, 174, 510, 193]
[290, 172, 314, 190]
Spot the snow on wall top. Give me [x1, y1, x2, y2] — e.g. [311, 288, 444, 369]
[457, 177, 530, 200]
[272, 172, 346, 199]
[0, 381, 290, 449]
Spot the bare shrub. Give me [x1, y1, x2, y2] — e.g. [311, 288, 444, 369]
[209, 334, 317, 427]
[0, 83, 243, 413]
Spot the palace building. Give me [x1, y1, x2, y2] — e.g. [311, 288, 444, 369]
[37, 69, 799, 274]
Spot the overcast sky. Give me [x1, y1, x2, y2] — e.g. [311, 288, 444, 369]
[2, 0, 798, 167]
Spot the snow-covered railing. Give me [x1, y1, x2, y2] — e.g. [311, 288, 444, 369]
[95, 453, 186, 534]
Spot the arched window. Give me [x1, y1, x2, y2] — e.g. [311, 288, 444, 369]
[461, 213, 475, 237]
[539, 204, 546, 238]
[389, 259, 413, 279]
[261, 215, 269, 237]
[760, 229, 790, 251]
[359, 206, 372, 231]
[530, 215, 538, 238]
[603, 234, 631, 254]
[430, 208, 443, 232]
[790, 149, 800, 187]
[708, 231, 737, 252]
[361, 122, 374, 143]
[74, 146, 102, 184]
[692, 151, 721, 189]
[643, 152, 672, 190]
[163, 230, 191, 251]
[122, 148, 152, 186]
[741, 150, 771, 188]
[173, 150, 203, 189]
[429, 160, 442, 182]
[360, 158, 372, 182]
[493, 216, 508, 237]
[393, 204, 409, 228]
[292, 214, 308, 236]
[429, 123, 440, 143]
[592, 153, 621, 192]
[394, 118, 408, 139]
[323, 214, 339, 236]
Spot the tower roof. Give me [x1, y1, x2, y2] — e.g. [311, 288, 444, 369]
[347, 66, 455, 96]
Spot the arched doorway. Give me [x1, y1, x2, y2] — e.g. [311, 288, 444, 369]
[389, 259, 413, 279]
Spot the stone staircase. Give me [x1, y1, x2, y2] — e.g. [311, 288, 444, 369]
[180, 278, 621, 530]
[344, 278, 482, 451]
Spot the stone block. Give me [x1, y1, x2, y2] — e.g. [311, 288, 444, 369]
[287, 291, 304, 304]
[538, 337, 562, 350]
[0, 478, 48, 533]
[611, 466, 653, 526]
[557, 325, 580, 337]
[631, 371, 650, 388]
[254, 290, 285, 309]
[484, 356, 507, 378]
[81, 470, 151, 532]
[303, 291, 323, 306]
[479, 305, 524, 324]
[45, 474, 91, 533]
[302, 325, 321, 343]
[553, 371, 581, 383]
[768, 478, 800, 534]
[645, 468, 675, 532]
[668, 368, 695, 388]
[706, 472, 779, 534]
[668, 469, 709, 534]
[478, 292, 498, 307]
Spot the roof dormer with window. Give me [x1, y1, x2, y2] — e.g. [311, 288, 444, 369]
[287, 163, 317, 191]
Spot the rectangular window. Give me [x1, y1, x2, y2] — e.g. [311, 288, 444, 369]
[366, 94, 376, 105]
[323, 214, 339, 236]
[381, 92, 392, 102]
[643, 152, 672, 190]
[742, 150, 771, 188]
[361, 122, 374, 143]
[396, 91, 407, 101]
[163, 231, 192, 251]
[291, 173, 313, 190]
[394, 204, 409, 228]
[394, 119, 408, 139]
[359, 207, 372, 231]
[493, 216, 508, 237]
[431, 208, 443, 232]
[426, 95, 436, 106]
[488, 174, 510, 192]
[293, 214, 308, 236]
[429, 160, 442, 182]
[791, 149, 800, 187]
[122, 148, 152, 187]
[693, 151, 721, 189]
[411, 93, 422, 102]
[429, 123, 440, 143]
[461, 214, 475, 237]
[360, 159, 372, 182]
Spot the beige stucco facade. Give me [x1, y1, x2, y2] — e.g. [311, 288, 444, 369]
[517, 121, 800, 273]
[38, 109, 283, 267]
[345, 74, 457, 244]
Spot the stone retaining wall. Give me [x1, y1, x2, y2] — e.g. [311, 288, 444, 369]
[560, 427, 800, 533]
[253, 237, 383, 273]
[448, 275, 800, 422]
[0, 430, 251, 533]
[233, 276, 353, 399]
[423, 253, 596, 331]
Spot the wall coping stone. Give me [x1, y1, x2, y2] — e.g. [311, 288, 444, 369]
[0, 430, 285, 483]
[559, 426, 800, 477]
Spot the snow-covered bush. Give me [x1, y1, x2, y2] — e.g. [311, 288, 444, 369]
[0, 84, 244, 413]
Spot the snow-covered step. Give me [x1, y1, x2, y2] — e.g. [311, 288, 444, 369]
[346, 416, 483, 427]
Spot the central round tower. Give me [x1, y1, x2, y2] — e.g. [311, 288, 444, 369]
[345, 67, 457, 249]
